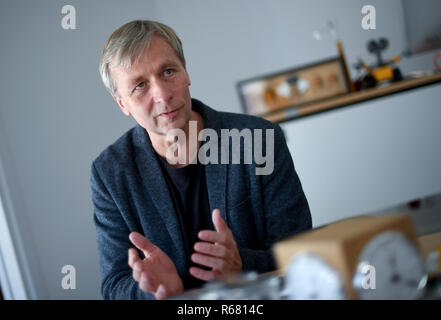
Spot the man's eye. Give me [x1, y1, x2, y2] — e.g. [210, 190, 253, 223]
[164, 69, 174, 76]
[135, 82, 145, 90]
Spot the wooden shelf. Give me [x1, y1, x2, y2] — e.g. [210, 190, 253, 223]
[263, 72, 441, 123]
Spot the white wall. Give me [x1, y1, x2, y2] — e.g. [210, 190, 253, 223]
[0, 0, 159, 299]
[0, 0, 439, 299]
[402, 0, 441, 53]
[153, 0, 408, 113]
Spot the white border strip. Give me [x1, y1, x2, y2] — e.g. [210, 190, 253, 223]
[0, 188, 27, 299]
[0, 149, 31, 299]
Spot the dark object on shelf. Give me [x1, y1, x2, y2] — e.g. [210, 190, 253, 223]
[353, 37, 403, 90]
[408, 199, 422, 210]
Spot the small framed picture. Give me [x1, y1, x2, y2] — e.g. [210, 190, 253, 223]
[237, 56, 350, 116]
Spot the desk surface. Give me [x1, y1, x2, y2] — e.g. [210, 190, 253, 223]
[263, 72, 441, 123]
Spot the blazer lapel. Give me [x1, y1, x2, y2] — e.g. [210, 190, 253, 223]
[133, 125, 186, 268]
[205, 161, 228, 224]
[196, 101, 229, 225]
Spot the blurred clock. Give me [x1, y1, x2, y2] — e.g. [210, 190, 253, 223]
[273, 214, 427, 299]
[284, 253, 346, 300]
[352, 231, 427, 299]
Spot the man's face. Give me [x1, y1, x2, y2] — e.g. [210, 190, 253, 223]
[110, 35, 192, 136]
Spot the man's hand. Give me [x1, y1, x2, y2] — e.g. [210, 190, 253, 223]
[128, 232, 184, 299]
[190, 209, 243, 281]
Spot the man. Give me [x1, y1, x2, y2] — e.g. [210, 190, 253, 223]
[91, 20, 312, 300]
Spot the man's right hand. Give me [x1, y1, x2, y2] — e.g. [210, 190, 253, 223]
[128, 232, 184, 299]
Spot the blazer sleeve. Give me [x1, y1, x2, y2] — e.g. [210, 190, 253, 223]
[90, 162, 154, 300]
[238, 123, 312, 272]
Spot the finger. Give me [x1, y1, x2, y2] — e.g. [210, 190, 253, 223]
[191, 253, 225, 271]
[128, 248, 140, 269]
[132, 260, 144, 282]
[129, 232, 156, 257]
[139, 272, 156, 293]
[189, 267, 219, 282]
[212, 209, 228, 232]
[194, 242, 227, 258]
[155, 284, 168, 300]
[198, 230, 228, 244]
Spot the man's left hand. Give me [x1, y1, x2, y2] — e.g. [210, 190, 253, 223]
[190, 208, 243, 281]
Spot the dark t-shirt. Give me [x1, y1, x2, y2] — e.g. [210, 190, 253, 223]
[156, 153, 214, 290]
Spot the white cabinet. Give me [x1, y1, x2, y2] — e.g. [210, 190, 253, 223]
[281, 81, 441, 227]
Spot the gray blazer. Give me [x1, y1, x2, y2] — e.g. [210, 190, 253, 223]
[90, 99, 312, 299]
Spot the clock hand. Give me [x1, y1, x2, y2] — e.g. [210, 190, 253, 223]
[390, 272, 401, 284]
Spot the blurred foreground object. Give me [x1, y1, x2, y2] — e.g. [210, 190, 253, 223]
[171, 215, 440, 300]
[273, 214, 428, 299]
[170, 271, 282, 300]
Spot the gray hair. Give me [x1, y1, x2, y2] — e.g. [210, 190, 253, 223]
[99, 20, 186, 97]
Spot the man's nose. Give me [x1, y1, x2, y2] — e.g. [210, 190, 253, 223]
[151, 80, 172, 104]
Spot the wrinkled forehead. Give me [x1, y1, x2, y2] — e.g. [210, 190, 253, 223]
[108, 35, 185, 92]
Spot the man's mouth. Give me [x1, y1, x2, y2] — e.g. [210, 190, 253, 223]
[159, 106, 181, 118]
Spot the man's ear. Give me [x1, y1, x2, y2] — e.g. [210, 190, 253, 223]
[185, 69, 191, 87]
[113, 95, 131, 116]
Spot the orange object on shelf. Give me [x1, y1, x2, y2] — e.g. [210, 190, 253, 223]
[336, 41, 356, 92]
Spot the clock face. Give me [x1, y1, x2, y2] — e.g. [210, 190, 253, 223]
[284, 253, 346, 300]
[353, 231, 427, 300]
